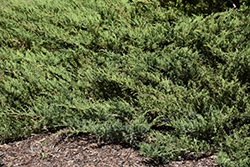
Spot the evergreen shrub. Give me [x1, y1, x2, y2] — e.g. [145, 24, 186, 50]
[0, 0, 249, 165]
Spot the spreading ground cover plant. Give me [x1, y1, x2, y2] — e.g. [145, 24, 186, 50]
[0, 0, 249, 166]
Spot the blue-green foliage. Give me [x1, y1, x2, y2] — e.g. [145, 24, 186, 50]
[0, 0, 249, 165]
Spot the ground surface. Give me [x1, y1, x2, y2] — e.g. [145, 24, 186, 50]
[0, 128, 219, 167]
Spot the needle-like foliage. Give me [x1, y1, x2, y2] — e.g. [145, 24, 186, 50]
[0, 0, 249, 165]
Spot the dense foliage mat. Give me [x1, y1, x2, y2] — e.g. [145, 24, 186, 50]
[0, 0, 249, 166]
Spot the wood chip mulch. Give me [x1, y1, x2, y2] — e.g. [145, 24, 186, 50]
[0, 128, 220, 167]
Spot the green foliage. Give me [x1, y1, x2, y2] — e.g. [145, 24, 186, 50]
[0, 0, 250, 165]
[158, 0, 242, 16]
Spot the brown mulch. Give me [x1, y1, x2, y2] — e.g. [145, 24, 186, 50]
[0, 128, 219, 167]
